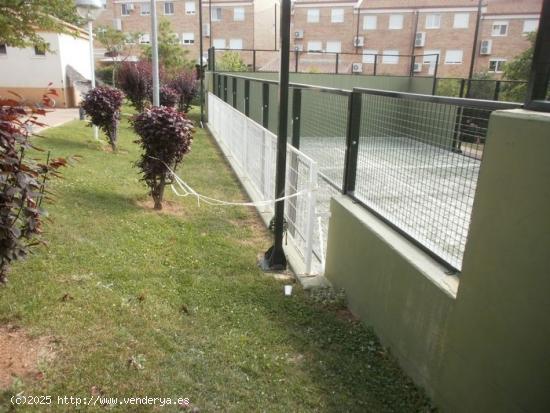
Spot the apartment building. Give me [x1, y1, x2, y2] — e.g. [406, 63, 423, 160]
[291, 0, 542, 77]
[95, 0, 255, 62]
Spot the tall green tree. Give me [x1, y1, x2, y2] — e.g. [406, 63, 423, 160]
[501, 32, 536, 102]
[141, 19, 193, 74]
[0, 0, 81, 50]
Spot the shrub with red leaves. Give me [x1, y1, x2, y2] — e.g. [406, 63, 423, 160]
[159, 86, 179, 108]
[169, 71, 198, 113]
[81, 86, 124, 151]
[132, 106, 194, 210]
[116, 61, 153, 112]
[0, 89, 72, 283]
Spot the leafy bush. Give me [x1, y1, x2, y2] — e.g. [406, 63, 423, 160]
[0, 89, 71, 283]
[216, 51, 247, 72]
[117, 61, 153, 112]
[81, 86, 124, 151]
[169, 71, 198, 113]
[436, 78, 462, 97]
[159, 86, 179, 107]
[132, 107, 194, 210]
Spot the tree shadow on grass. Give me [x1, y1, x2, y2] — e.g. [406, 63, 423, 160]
[62, 187, 143, 217]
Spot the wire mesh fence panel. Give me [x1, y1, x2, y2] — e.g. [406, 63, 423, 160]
[207, 92, 321, 274]
[298, 89, 349, 189]
[352, 91, 500, 270]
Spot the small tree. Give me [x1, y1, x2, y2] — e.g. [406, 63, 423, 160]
[81, 87, 124, 151]
[95, 26, 141, 87]
[141, 19, 193, 74]
[132, 107, 194, 210]
[117, 61, 153, 111]
[217, 51, 247, 72]
[0, 90, 71, 283]
[159, 86, 179, 107]
[501, 32, 537, 102]
[169, 71, 199, 112]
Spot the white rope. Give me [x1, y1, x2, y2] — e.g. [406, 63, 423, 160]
[147, 156, 316, 207]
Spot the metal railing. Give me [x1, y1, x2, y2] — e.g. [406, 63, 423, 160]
[435, 78, 530, 103]
[210, 72, 522, 272]
[207, 92, 320, 274]
[210, 47, 439, 78]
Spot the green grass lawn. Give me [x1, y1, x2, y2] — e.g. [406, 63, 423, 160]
[0, 107, 432, 412]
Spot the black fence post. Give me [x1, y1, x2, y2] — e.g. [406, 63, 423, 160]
[335, 53, 339, 74]
[262, 82, 269, 128]
[291, 87, 302, 148]
[459, 78, 466, 97]
[432, 54, 440, 95]
[493, 80, 501, 101]
[253, 50, 256, 72]
[244, 79, 250, 116]
[216, 74, 221, 97]
[223, 75, 228, 102]
[342, 90, 362, 194]
[211, 47, 216, 72]
[232, 77, 237, 107]
[295, 50, 299, 73]
[373, 54, 378, 76]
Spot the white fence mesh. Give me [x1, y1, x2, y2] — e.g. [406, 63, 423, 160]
[207, 93, 322, 274]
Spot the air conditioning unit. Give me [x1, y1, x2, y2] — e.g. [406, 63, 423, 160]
[415, 32, 426, 47]
[413, 63, 422, 73]
[295, 30, 304, 39]
[294, 44, 303, 52]
[480, 39, 492, 55]
[113, 18, 122, 31]
[352, 63, 363, 73]
[353, 36, 364, 47]
[203, 24, 210, 37]
[127, 3, 134, 11]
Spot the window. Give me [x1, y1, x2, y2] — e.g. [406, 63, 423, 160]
[185, 1, 195, 15]
[331, 8, 344, 23]
[326, 41, 341, 53]
[139, 33, 150, 44]
[182, 33, 194, 45]
[389, 14, 403, 30]
[523, 19, 538, 33]
[213, 38, 225, 49]
[307, 8, 319, 23]
[164, 2, 174, 15]
[212, 7, 222, 21]
[121, 3, 130, 16]
[307, 41, 322, 52]
[229, 38, 243, 49]
[34, 45, 46, 56]
[425, 14, 441, 29]
[141, 3, 151, 15]
[453, 13, 469, 29]
[0, 44, 6, 55]
[491, 21, 508, 36]
[362, 49, 377, 64]
[382, 50, 399, 64]
[423, 50, 439, 64]
[234, 7, 245, 21]
[489, 59, 506, 73]
[445, 49, 463, 64]
[363, 15, 377, 30]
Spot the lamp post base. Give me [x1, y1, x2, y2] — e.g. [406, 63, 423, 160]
[258, 245, 287, 272]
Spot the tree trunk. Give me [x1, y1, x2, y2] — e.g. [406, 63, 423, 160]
[109, 119, 118, 152]
[153, 174, 166, 210]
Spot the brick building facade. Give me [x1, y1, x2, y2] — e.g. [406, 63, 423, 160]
[95, 0, 255, 63]
[290, 0, 542, 77]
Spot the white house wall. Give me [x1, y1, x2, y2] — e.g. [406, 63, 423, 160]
[58, 32, 92, 84]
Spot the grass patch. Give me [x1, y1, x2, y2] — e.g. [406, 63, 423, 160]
[0, 106, 433, 412]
